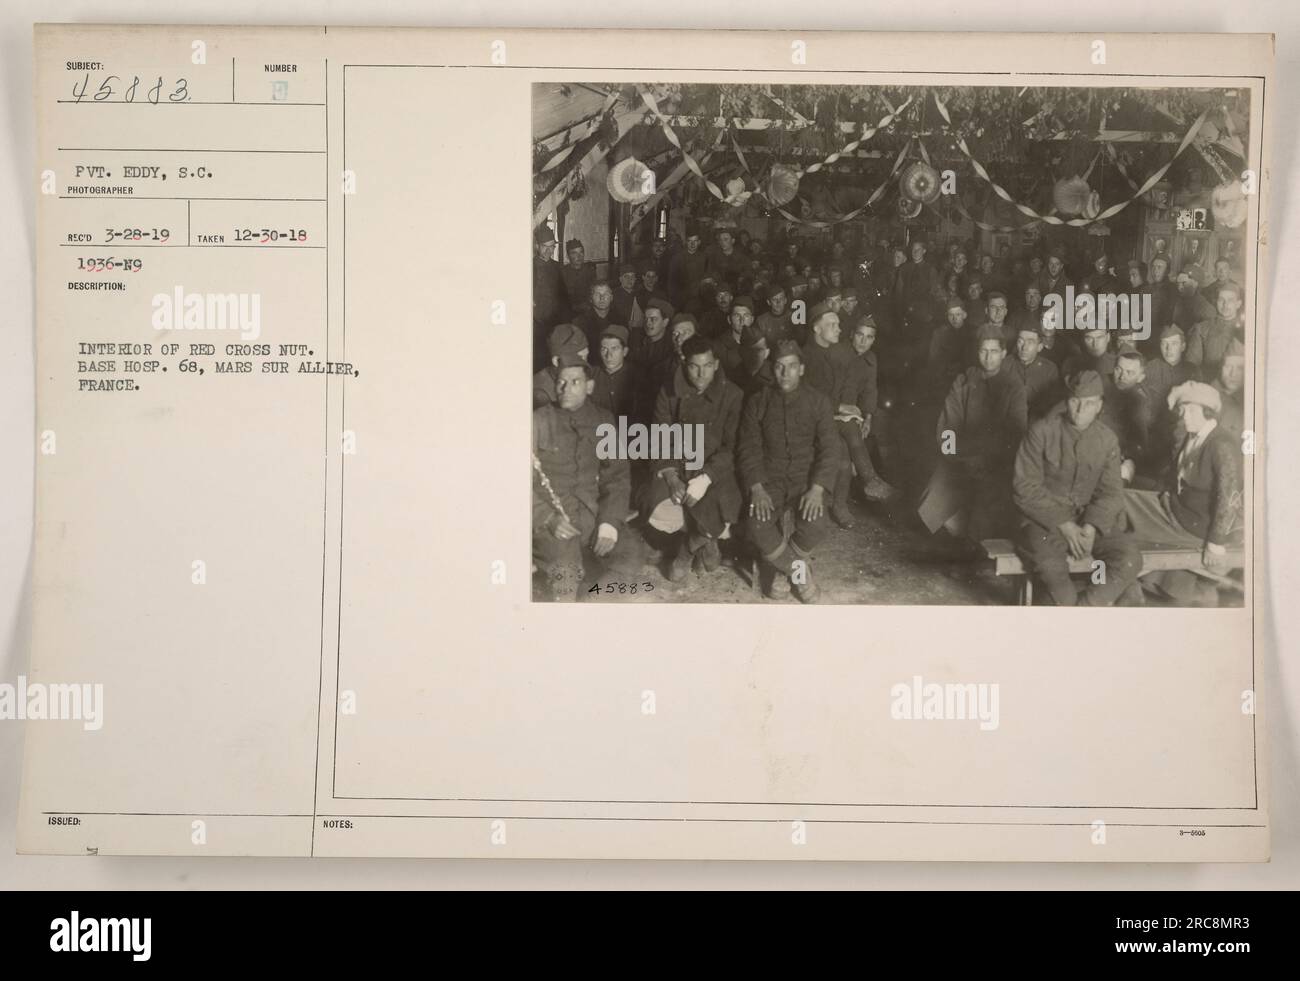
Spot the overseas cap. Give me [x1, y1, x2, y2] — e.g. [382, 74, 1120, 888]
[1066, 369, 1105, 398]
[547, 323, 587, 357]
[600, 323, 630, 345]
[773, 339, 804, 361]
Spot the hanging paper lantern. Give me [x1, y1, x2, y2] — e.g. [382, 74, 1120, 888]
[901, 162, 942, 205]
[1082, 190, 1102, 220]
[722, 177, 752, 208]
[1053, 176, 1091, 216]
[766, 163, 800, 207]
[1211, 179, 1248, 229]
[606, 157, 655, 204]
[897, 195, 922, 220]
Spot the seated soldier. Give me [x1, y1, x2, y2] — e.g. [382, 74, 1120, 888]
[637, 263, 666, 312]
[1187, 281, 1245, 383]
[918, 323, 1028, 544]
[629, 298, 676, 425]
[1173, 266, 1216, 333]
[737, 340, 842, 603]
[592, 323, 635, 419]
[1212, 337, 1246, 442]
[1012, 370, 1141, 606]
[611, 263, 645, 331]
[573, 281, 619, 364]
[800, 303, 861, 528]
[845, 315, 897, 501]
[756, 284, 792, 347]
[712, 295, 756, 388]
[1144, 323, 1194, 407]
[1100, 349, 1158, 485]
[644, 335, 744, 582]
[1007, 284, 1044, 339]
[532, 357, 636, 601]
[927, 296, 971, 400]
[699, 283, 735, 340]
[533, 322, 589, 408]
[1063, 327, 1118, 386]
[979, 291, 1012, 346]
[1010, 322, 1060, 420]
[840, 287, 862, 324]
[1124, 381, 1244, 604]
[738, 326, 774, 395]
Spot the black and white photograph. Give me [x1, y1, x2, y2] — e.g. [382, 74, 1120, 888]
[532, 81, 1254, 606]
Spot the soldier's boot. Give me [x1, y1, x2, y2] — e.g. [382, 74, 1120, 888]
[862, 475, 898, 502]
[667, 539, 693, 582]
[760, 543, 793, 600]
[688, 530, 722, 573]
[789, 542, 820, 604]
[830, 465, 856, 529]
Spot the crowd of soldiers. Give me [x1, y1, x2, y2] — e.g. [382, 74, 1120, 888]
[532, 221, 1246, 605]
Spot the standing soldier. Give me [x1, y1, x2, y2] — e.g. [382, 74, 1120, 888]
[918, 323, 1028, 544]
[892, 239, 945, 377]
[668, 226, 709, 310]
[574, 281, 620, 365]
[629, 298, 677, 424]
[1012, 370, 1141, 606]
[737, 340, 842, 603]
[845, 315, 898, 501]
[801, 304, 864, 528]
[532, 357, 635, 601]
[533, 227, 564, 370]
[644, 335, 745, 582]
[561, 238, 597, 317]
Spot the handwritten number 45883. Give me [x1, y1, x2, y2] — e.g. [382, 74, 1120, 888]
[71, 74, 190, 104]
[588, 582, 654, 595]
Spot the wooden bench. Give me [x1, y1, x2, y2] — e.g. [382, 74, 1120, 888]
[981, 538, 1245, 605]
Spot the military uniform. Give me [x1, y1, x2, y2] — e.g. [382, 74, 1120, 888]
[1012, 404, 1141, 605]
[561, 262, 596, 317]
[643, 370, 744, 542]
[532, 400, 635, 601]
[1186, 316, 1242, 383]
[1144, 357, 1193, 407]
[802, 338, 865, 515]
[737, 382, 842, 582]
[591, 365, 635, 419]
[1009, 355, 1060, 421]
[1099, 382, 1158, 478]
[573, 309, 617, 365]
[918, 359, 1028, 539]
[667, 249, 708, 310]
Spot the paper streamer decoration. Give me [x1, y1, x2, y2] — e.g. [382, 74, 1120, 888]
[931, 91, 1211, 228]
[730, 132, 914, 228]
